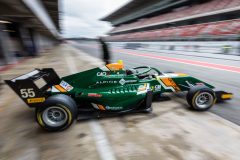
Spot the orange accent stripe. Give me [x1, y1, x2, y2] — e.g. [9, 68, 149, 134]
[97, 104, 106, 110]
[55, 85, 67, 92]
[161, 78, 181, 92]
[161, 78, 173, 86]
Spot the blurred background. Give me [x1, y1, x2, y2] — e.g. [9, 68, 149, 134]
[0, 0, 239, 67]
[0, 0, 240, 160]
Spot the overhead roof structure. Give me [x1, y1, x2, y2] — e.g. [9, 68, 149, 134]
[0, 0, 60, 39]
[102, 0, 190, 26]
[42, 0, 60, 30]
[102, 0, 153, 21]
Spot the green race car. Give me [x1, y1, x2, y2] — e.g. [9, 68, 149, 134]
[5, 61, 233, 131]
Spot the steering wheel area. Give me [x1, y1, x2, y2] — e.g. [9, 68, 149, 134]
[128, 66, 162, 79]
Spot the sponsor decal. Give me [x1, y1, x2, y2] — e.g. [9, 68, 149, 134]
[97, 72, 107, 76]
[96, 79, 137, 85]
[27, 97, 45, 103]
[105, 106, 123, 110]
[119, 78, 126, 85]
[96, 81, 118, 84]
[88, 93, 102, 97]
[20, 88, 35, 98]
[125, 80, 137, 83]
[60, 80, 73, 91]
[138, 84, 147, 91]
[119, 79, 137, 85]
[155, 85, 161, 91]
[137, 83, 150, 95]
[109, 74, 125, 77]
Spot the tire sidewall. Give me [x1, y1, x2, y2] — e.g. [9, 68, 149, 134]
[187, 86, 216, 111]
[36, 94, 77, 131]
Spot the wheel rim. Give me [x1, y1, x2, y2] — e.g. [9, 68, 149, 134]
[195, 92, 214, 109]
[42, 106, 68, 127]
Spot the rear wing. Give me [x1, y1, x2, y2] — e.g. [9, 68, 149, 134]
[5, 68, 60, 108]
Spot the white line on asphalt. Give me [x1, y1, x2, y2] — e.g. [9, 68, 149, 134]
[89, 121, 117, 160]
[65, 55, 116, 160]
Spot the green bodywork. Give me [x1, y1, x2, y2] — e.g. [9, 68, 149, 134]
[50, 64, 214, 111]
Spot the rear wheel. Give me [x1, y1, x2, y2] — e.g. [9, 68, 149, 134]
[186, 86, 216, 111]
[36, 94, 78, 131]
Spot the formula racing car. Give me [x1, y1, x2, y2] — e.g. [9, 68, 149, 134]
[5, 60, 233, 131]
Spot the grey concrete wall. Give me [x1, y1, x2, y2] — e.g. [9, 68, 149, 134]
[34, 32, 58, 53]
[0, 23, 17, 65]
[0, 24, 58, 65]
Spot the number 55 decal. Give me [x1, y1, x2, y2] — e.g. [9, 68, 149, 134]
[20, 88, 35, 98]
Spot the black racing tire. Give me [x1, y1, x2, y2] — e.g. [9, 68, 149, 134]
[186, 85, 216, 111]
[36, 94, 78, 131]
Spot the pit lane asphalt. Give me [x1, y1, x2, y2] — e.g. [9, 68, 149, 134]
[1, 43, 240, 160]
[71, 41, 240, 126]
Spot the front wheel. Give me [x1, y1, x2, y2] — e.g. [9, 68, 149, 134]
[186, 86, 216, 111]
[36, 94, 78, 131]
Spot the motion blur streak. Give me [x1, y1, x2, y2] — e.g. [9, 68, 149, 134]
[117, 49, 240, 73]
[65, 55, 116, 160]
